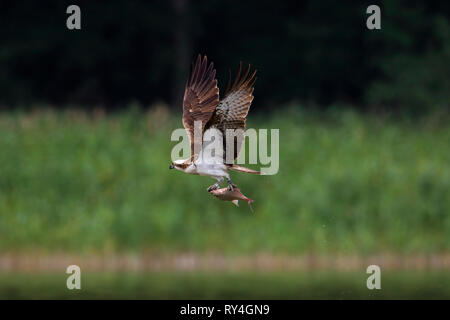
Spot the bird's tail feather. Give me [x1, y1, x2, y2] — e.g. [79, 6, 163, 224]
[229, 165, 261, 175]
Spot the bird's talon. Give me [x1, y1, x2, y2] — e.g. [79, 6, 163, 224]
[226, 178, 235, 191]
[207, 184, 219, 192]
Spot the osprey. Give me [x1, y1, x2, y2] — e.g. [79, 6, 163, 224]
[170, 54, 260, 191]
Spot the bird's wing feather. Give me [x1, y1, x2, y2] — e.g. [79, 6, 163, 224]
[206, 62, 256, 162]
[182, 55, 219, 161]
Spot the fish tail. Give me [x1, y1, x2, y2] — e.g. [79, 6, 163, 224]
[247, 199, 254, 213]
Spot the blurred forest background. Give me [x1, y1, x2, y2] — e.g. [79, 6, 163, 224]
[0, 0, 448, 113]
[0, 1, 449, 299]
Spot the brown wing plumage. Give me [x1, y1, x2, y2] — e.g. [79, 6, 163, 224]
[206, 62, 257, 162]
[182, 55, 220, 161]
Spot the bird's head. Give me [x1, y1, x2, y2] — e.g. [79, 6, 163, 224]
[169, 159, 189, 172]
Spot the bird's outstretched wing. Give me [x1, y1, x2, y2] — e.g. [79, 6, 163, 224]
[206, 62, 256, 162]
[182, 55, 220, 161]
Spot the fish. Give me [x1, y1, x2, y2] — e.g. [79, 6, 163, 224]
[209, 187, 254, 212]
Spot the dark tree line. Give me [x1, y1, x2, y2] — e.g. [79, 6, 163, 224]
[0, 0, 448, 113]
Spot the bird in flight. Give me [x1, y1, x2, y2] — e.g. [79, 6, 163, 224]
[170, 54, 260, 192]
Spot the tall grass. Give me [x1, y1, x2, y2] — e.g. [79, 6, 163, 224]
[0, 107, 449, 254]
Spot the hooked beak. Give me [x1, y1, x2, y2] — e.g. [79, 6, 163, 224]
[169, 164, 174, 169]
